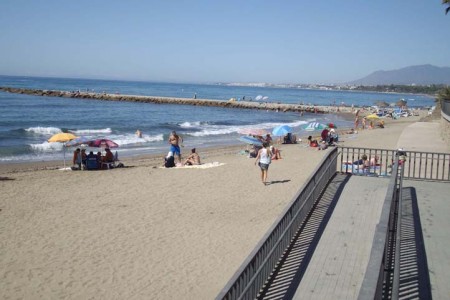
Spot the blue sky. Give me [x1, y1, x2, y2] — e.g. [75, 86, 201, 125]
[0, 1, 449, 84]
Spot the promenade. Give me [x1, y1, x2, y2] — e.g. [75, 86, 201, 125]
[289, 121, 450, 299]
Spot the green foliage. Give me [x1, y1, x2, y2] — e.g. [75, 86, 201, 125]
[437, 87, 450, 102]
[342, 84, 447, 95]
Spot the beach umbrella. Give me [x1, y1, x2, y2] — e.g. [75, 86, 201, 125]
[65, 136, 92, 147]
[87, 138, 119, 148]
[302, 122, 328, 131]
[47, 132, 78, 170]
[375, 100, 389, 108]
[272, 125, 293, 136]
[238, 136, 263, 146]
[365, 114, 380, 120]
[48, 132, 77, 143]
[396, 99, 407, 108]
[327, 123, 337, 129]
[238, 128, 268, 136]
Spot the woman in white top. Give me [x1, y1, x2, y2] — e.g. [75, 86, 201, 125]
[255, 142, 272, 185]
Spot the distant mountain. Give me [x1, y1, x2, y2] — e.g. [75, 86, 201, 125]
[348, 64, 450, 85]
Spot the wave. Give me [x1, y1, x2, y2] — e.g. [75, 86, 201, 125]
[69, 128, 112, 135]
[25, 126, 62, 135]
[110, 133, 164, 146]
[30, 142, 64, 152]
[185, 120, 309, 137]
[179, 121, 204, 128]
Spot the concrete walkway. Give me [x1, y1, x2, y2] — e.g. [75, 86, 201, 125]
[292, 176, 389, 300]
[403, 180, 450, 299]
[290, 121, 449, 299]
[397, 121, 450, 152]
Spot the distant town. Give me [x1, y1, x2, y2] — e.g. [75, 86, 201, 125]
[217, 82, 447, 96]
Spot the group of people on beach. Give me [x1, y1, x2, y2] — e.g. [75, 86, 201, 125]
[72, 148, 114, 170]
[163, 131, 201, 168]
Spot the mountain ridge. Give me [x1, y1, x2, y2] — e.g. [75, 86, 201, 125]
[348, 64, 450, 85]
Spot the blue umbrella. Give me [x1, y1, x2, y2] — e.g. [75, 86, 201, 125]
[238, 136, 263, 146]
[65, 136, 92, 147]
[302, 122, 328, 131]
[272, 125, 293, 136]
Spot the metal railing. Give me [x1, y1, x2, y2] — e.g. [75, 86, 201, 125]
[358, 155, 401, 299]
[216, 148, 339, 300]
[338, 146, 450, 181]
[442, 99, 450, 122]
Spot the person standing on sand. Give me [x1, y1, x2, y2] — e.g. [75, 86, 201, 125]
[168, 131, 183, 165]
[255, 142, 272, 185]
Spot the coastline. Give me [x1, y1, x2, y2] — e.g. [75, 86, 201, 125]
[0, 86, 359, 114]
[0, 113, 434, 299]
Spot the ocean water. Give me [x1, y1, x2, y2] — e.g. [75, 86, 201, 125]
[0, 76, 434, 163]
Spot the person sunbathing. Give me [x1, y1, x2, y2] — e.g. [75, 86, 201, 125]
[307, 136, 318, 147]
[183, 148, 201, 166]
[352, 154, 369, 169]
[270, 146, 282, 160]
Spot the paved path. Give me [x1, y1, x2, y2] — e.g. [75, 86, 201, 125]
[403, 180, 450, 299]
[292, 176, 389, 300]
[289, 121, 449, 300]
[397, 121, 450, 152]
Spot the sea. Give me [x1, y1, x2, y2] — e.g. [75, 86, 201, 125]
[0, 75, 435, 163]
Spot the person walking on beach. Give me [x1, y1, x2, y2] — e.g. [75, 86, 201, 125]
[168, 130, 183, 165]
[255, 142, 272, 185]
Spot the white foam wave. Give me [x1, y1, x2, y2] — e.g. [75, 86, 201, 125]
[106, 133, 164, 146]
[26, 127, 61, 135]
[179, 121, 203, 128]
[185, 120, 309, 137]
[70, 128, 112, 135]
[30, 142, 64, 152]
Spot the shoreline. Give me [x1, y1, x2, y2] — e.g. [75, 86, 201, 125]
[0, 113, 439, 299]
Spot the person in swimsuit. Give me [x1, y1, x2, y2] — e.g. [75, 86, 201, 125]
[254, 142, 272, 185]
[168, 131, 183, 165]
[183, 148, 201, 166]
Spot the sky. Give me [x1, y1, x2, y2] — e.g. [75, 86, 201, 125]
[0, 1, 449, 84]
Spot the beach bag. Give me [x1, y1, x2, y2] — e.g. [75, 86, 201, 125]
[165, 156, 175, 168]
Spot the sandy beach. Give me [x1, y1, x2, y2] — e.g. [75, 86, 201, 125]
[0, 112, 439, 299]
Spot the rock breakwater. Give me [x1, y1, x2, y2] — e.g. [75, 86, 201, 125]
[0, 87, 344, 114]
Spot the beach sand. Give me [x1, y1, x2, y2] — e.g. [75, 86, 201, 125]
[0, 113, 434, 299]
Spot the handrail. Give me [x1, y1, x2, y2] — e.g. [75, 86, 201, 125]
[358, 155, 401, 299]
[338, 146, 450, 181]
[216, 148, 339, 300]
[441, 99, 450, 122]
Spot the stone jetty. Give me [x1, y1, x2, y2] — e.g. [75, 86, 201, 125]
[0, 86, 347, 114]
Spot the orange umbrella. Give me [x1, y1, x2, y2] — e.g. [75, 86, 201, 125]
[48, 133, 78, 169]
[48, 132, 77, 143]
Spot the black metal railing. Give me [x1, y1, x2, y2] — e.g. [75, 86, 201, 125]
[358, 155, 402, 299]
[441, 99, 450, 122]
[338, 146, 450, 181]
[215, 148, 339, 300]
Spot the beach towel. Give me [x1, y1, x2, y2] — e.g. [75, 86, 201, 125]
[160, 162, 225, 169]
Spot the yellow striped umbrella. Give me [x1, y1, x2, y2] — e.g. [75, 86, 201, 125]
[365, 114, 380, 120]
[48, 133, 78, 169]
[48, 132, 77, 143]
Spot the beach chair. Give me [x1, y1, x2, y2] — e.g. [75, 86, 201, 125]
[101, 151, 119, 169]
[86, 157, 98, 170]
